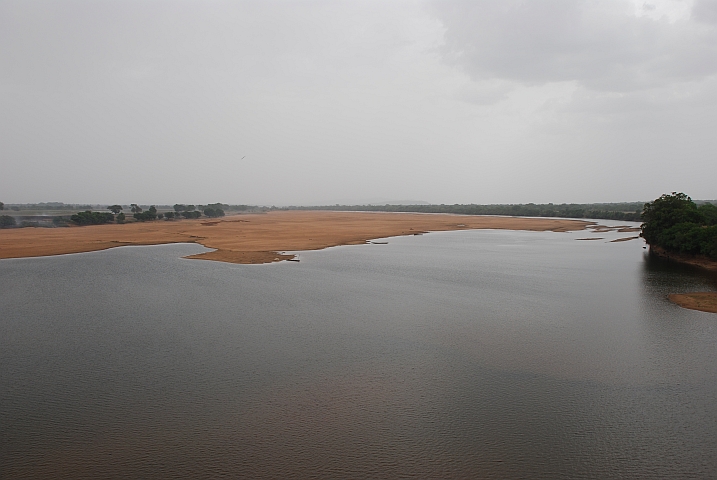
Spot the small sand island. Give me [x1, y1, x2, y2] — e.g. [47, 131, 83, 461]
[0, 211, 590, 264]
[668, 293, 717, 314]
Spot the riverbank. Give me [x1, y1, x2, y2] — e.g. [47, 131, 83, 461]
[648, 247, 717, 314]
[650, 245, 717, 271]
[0, 211, 590, 264]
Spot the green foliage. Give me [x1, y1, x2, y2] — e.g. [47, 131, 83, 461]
[698, 203, 717, 226]
[107, 204, 123, 214]
[173, 204, 186, 212]
[70, 211, 115, 225]
[0, 215, 16, 228]
[117, 212, 126, 224]
[280, 203, 643, 221]
[130, 204, 142, 214]
[641, 192, 717, 260]
[203, 207, 225, 218]
[164, 211, 175, 220]
[181, 210, 201, 219]
[133, 206, 157, 221]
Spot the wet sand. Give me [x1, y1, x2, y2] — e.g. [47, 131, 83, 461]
[669, 292, 717, 314]
[0, 211, 590, 264]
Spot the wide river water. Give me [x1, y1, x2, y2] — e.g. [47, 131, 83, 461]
[1, 225, 716, 478]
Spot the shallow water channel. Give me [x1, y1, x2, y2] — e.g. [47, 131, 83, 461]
[1, 226, 716, 478]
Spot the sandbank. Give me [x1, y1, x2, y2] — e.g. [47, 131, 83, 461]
[0, 211, 590, 264]
[669, 292, 717, 314]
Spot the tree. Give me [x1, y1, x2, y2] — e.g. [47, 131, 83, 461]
[641, 192, 717, 260]
[181, 210, 201, 219]
[117, 212, 126, 223]
[164, 211, 175, 220]
[134, 206, 158, 221]
[0, 215, 16, 228]
[130, 204, 143, 214]
[173, 204, 186, 212]
[698, 203, 717, 226]
[0, 201, 4, 210]
[203, 207, 225, 218]
[70, 211, 114, 225]
[107, 205, 123, 214]
[640, 193, 702, 245]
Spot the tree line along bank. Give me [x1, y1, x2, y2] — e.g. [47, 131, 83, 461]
[0, 203, 259, 228]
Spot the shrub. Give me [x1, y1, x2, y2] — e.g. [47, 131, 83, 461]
[0, 215, 16, 228]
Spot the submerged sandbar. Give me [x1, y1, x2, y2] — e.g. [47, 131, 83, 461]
[0, 211, 590, 264]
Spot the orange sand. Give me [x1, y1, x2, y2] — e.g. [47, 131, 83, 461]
[0, 211, 590, 264]
[668, 292, 717, 314]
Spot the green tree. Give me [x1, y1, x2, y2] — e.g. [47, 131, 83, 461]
[134, 206, 158, 221]
[164, 211, 175, 220]
[203, 207, 225, 218]
[640, 193, 703, 245]
[117, 212, 126, 223]
[0, 215, 16, 228]
[70, 211, 114, 225]
[130, 204, 143, 214]
[698, 203, 717, 226]
[107, 205, 123, 214]
[173, 204, 186, 212]
[641, 192, 717, 260]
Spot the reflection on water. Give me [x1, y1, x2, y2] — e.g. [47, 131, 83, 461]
[1, 229, 716, 478]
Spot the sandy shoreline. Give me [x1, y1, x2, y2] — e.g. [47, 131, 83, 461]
[668, 292, 717, 314]
[0, 211, 590, 264]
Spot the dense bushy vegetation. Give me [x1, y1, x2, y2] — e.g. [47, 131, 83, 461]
[0, 215, 16, 228]
[641, 193, 717, 260]
[283, 202, 644, 221]
[70, 211, 115, 225]
[203, 207, 225, 218]
[134, 206, 158, 221]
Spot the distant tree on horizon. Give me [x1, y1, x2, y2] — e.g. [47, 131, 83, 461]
[134, 205, 158, 222]
[0, 201, 4, 210]
[181, 210, 201, 219]
[130, 204, 143, 214]
[203, 207, 225, 218]
[70, 211, 114, 225]
[107, 205, 123, 214]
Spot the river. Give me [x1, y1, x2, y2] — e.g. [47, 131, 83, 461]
[1, 226, 716, 478]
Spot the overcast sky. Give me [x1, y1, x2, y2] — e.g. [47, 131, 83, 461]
[1, 0, 716, 205]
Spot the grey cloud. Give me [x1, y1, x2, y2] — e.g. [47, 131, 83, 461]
[432, 0, 717, 91]
[693, 0, 717, 23]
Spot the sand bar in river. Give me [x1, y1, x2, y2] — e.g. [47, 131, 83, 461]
[0, 211, 590, 264]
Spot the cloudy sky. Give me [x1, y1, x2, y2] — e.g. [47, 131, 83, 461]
[1, 0, 716, 205]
